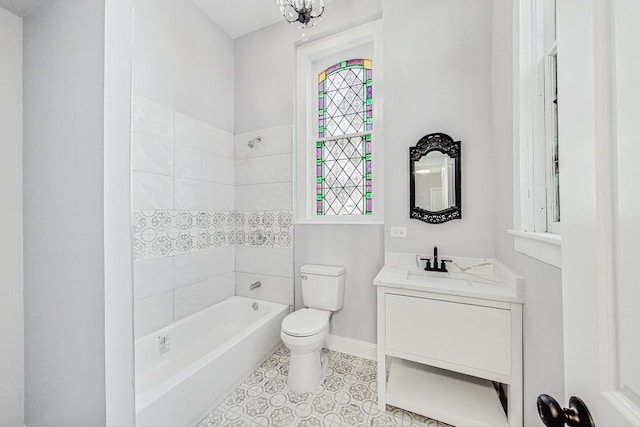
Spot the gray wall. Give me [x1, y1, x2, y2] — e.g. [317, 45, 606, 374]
[491, 1, 564, 425]
[294, 225, 384, 343]
[234, 0, 384, 343]
[234, 0, 383, 134]
[23, 1, 107, 425]
[0, 6, 24, 426]
[383, 0, 496, 258]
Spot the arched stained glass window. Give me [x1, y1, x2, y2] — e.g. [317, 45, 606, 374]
[316, 59, 373, 216]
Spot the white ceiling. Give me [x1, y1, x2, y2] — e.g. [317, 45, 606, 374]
[0, 0, 301, 40]
[192, 0, 285, 39]
[0, 0, 43, 17]
[0, 0, 291, 39]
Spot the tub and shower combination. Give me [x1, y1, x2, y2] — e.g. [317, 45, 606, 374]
[135, 296, 289, 426]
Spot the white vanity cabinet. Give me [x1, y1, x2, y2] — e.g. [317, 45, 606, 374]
[374, 253, 524, 427]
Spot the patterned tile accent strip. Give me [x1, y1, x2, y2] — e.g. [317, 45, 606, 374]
[199, 346, 454, 427]
[233, 211, 293, 249]
[133, 210, 294, 261]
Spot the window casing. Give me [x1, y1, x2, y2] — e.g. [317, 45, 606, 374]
[511, 0, 561, 267]
[295, 21, 383, 224]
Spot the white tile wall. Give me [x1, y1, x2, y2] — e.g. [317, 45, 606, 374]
[234, 125, 295, 311]
[174, 178, 234, 211]
[235, 182, 293, 211]
[175, 111, 234, 159]
[235, 153, 292, 186]
[132, 171, 173, 211]
[235, 272, 294, 306]
[174, 246, 235, 288]
[132, 102, 297, 336]
[134, 257, 175, 301]
[174, 145, 234, 185]
[235, 125, 293, 160]
[134, 291, 173, 338]
[132, 95, 173, 140]
[236, 247, 294, 278]
[133, 96, 238, 337]
[174, 273, 235, 321]
[132, 133, 173, 176]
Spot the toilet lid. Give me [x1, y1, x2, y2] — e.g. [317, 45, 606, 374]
[282, 309, 330, 337]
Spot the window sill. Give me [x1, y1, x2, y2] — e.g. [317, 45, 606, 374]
[508, 229, 562, 268]
[296, 220, 384, 226]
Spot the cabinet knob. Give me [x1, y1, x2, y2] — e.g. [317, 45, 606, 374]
[537, 394, 595, 427]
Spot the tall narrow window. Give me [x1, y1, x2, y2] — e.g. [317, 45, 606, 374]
[316, 59, 373, 215]
[546, 50, 560, 231]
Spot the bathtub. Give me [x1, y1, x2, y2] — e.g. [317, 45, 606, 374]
[135, 296, 289, 426]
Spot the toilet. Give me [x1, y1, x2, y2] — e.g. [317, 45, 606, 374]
[281, 264, 345, 392]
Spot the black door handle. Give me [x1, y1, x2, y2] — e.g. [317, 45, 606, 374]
[537, 394, 595, 427]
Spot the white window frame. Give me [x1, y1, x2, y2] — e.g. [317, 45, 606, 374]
[294, 20, 383, 225]
[510, 0, 562, 267]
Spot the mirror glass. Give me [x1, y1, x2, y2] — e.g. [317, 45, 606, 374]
[413, 151, 456, 212]
[409, 133, 461, 224]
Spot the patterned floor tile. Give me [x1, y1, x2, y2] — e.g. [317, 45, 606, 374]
[200, 345, 451, 427]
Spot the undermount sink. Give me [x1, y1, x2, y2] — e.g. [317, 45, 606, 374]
[406, 271, 469, 287]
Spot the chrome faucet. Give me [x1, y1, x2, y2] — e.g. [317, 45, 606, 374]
[250, 281, 262, 291]
[420, 246, 452, 272]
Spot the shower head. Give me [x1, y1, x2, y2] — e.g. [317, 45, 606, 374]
[247, 136, 262, 148]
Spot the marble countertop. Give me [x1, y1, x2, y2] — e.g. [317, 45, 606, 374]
[374, 252, 524, 304]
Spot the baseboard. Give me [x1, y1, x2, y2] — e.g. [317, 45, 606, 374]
[325, 334, 377, 360]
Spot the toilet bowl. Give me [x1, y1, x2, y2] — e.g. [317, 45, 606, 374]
[281, 308, 330, 392]
[280, 265, 345, 392]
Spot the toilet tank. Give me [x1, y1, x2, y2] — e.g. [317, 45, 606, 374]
[300, 264, 346, 311]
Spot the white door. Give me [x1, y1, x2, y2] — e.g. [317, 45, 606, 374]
[558, 1, 640, 425]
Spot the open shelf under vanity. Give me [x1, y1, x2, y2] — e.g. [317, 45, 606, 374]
[386, 358, 508, 427]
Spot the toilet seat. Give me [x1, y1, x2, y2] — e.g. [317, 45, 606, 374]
[282, 308, 330, 337]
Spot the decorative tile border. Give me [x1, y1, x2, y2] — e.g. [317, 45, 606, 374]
[233, 211, 293, 249]
[133, 210, 294, 262]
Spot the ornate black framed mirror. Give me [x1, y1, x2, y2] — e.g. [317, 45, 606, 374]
[409, 133, 461, 224]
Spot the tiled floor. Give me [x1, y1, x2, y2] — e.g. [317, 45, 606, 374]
[199, 346, 453, 427]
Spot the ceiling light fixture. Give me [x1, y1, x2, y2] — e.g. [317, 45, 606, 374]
[277, 0, 325, 29]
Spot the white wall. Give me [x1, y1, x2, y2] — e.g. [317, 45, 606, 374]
[23, 1, 107, 424]
[491, 1, 565, 425]
[0, 6, 24, 427]
[104, 1, 136, 422]
[235, 0, 384, 343]
[383, 0, 496, 258]
[133, 0, 234, 132]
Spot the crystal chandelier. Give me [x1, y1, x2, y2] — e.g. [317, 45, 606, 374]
[277, 0, 325, 29]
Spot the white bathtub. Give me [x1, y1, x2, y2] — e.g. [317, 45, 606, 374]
[135, 296, 289, 426]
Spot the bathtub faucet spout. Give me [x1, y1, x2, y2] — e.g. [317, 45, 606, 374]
[250, 281, 262, 291]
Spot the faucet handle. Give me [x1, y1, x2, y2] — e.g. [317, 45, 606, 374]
[419, 257, 432, 270]
[440, 259, 452, 271]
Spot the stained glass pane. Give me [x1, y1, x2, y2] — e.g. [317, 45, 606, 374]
[316, 59, 372, 216]
[318, 59, 372, 138]
[316, 136, 372, 216]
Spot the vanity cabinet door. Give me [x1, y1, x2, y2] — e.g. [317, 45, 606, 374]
[385, 294, 511, 379]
